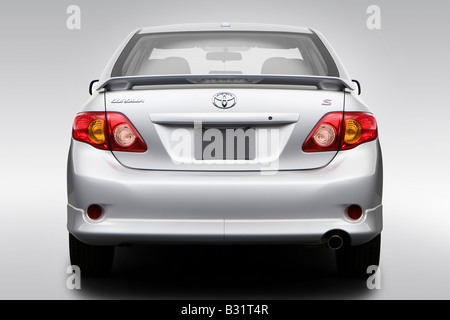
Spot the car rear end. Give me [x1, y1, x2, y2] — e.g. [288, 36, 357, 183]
[67, 23, 383, 276]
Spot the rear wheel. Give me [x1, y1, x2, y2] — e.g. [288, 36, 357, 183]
[336, 234, 381, 278]
[69, 234, 115, 277]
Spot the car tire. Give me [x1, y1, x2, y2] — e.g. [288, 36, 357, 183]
[336, 234, 381, 278]
[69, 233, 115, 277]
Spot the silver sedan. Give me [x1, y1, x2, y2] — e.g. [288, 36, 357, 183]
[67, 23, 383, 277]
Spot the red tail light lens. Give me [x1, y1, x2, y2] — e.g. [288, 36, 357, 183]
[73, 112, 108, 150]
[302, 112, 377, 153]
[302, 112, 343, 153]
[106, 113, 147, 152]
[72, 112, 147, 152]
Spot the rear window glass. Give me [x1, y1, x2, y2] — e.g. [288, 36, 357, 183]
[112, 31, 339, 78]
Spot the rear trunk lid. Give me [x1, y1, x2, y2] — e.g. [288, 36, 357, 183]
[105, 86, 344, 171]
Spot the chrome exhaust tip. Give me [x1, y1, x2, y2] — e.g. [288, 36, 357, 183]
[327, 235, 344, 250]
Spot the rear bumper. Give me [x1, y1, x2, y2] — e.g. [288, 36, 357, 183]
[67, 139, 383, 246]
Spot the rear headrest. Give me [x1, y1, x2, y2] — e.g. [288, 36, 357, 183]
[261, 57, 313, 76]
[137, 57, 191, 75]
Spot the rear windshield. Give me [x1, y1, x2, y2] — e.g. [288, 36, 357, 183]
[112, 31, 339, 78]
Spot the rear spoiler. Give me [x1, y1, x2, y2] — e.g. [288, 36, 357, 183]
[97, 75, 356, 92]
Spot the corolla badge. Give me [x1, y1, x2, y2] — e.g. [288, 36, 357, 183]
[111, 98, 145, 104]
[213, 92, 237, 109]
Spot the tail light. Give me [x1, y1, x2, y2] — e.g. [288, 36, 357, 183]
[341, 113, 377, 150]
[106, 113, 147, 152]
[302, 112, 343, 153]
[302, 112, 377, 153]
[72, 112, 147, 152]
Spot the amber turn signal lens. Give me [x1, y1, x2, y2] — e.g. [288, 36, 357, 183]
[88, 119, 106, 144]
[344, 119, 362, 144]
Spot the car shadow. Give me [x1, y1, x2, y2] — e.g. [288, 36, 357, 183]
[75, 244, 373, 300]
